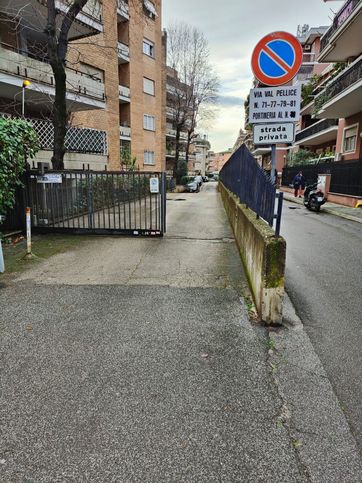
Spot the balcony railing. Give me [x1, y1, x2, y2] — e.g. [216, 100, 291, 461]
[315, 57, 362, 111]
[295, 119, 339, 143]
[79, 0, 103, 23]
[1, 113, 107, 154]
[117, 0, 129, 19]
[302, 52, 316, 63]
[0, 43, 105, 102]
[120, 125, 131, 138]
[320, 0, 361, 53]
[119, 85, 131, 99]
[117, 42, 130, 62]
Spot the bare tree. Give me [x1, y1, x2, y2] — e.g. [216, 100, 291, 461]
[167, 22, 219, 173]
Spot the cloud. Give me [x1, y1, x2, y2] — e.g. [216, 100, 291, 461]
[218, 95, 244, 107]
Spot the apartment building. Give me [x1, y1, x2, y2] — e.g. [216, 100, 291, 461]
[208, 149, 233, 173]
[313, 0, 362, 162]
[0, 0, 165, 172]
[192, 135, 211, 175]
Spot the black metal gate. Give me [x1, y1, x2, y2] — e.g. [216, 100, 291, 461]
[26, 170, 166, 236]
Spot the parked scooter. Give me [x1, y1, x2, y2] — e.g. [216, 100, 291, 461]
[303, 182, 326, 212]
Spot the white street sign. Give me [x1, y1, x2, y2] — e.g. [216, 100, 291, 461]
[150, 177, 159, 194]
[253, 123, 295, 145]
[249, 85, 301, 124]
[37, 174, 63, 184]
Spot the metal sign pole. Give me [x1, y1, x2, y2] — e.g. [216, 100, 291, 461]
[271, 144, 276, 185]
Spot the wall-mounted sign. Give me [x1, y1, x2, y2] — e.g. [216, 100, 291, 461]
[36, 174, 63, 184]
[253, 123, 295, 144]
[149, 177, 159, 194]
[249, 85, 301, 124]
[251, 31, 303, 86]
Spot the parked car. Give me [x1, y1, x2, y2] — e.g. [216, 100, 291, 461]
[184, 179, 199, 193]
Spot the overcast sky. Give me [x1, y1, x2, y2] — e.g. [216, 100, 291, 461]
[162, 0, 343, 152]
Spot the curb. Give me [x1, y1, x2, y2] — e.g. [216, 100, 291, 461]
[282, 194, 362, 225]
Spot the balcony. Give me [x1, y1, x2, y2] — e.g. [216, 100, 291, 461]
[1, 113, 108, 156]
[302, 52, 316, 64]
[166, 128, 177, 138]
[319, 0, 362, 62]
[120, 125, 131, 140]
[119, 85, 131, 103]
[117, 0, 129, 21]
[0, 0, 103, 40]
[118, 42, 130, 63]
[315, 57, 362, 119]
[0, 44, 105, 112]
[295, 119, 339, 146]
[166, 128, 188, 141]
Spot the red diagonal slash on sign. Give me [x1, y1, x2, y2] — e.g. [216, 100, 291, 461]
[261, 43, 294, 75]
[251, 31, 303, 86]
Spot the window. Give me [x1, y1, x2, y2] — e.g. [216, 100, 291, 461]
[143, 39, 155, 58]
[143, 77, 155, 96]
[144, 115, 156, 131]
[343, 124, 358, 153]
[144, 151, 155, 165]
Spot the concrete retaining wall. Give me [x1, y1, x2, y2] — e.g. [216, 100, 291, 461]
[220, 182, 286, 324]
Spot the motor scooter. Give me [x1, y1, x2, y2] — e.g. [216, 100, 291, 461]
[303, 182, 326, 212]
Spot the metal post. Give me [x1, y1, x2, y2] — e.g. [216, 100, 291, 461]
[25, 207, 32, 258]
[271, 144, 276, 185]
[275, 192, 284, 236]
[161, 172, 167, 234]
[0, 239, 4, 273]
[22, 86, 25, 118]
[87, 172, 94, 229]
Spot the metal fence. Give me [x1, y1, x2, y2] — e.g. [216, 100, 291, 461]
[24, 170, 166, 236]
[282, 159, 362, 197]
[219, 145, 283, 233]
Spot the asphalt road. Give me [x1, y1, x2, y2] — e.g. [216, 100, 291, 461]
[0, 184, 306, 482]
[281, 201, 362, 450]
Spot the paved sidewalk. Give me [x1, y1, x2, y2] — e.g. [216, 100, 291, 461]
[281, 190, 362, 224]
[0, 184, 361, 481]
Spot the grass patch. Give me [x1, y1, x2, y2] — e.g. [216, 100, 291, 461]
[1, 234, 94, 275]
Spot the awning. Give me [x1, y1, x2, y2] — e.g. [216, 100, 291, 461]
[143, 0, 158, 17]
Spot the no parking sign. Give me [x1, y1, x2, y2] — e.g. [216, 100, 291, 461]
[251, 31, 303, 86]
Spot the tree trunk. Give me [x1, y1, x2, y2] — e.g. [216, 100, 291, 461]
[51, 63, 67, 170]
[174, 128, 181, 178]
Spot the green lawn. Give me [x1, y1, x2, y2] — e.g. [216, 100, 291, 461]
[1, 234, 94, 275]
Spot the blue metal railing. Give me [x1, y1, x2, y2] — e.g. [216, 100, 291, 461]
[219, 145, 283, 233]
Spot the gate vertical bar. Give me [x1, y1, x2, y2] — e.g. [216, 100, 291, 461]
[161, 172, 166, 234]
[87, 171, 94, 229]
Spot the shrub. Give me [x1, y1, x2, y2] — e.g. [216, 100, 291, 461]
[0, 118, 39, 216]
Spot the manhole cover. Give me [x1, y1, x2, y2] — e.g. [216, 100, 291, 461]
[174, 198, 186, 201]
[288, 206, 301, 210]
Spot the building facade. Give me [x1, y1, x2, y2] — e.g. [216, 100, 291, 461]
[0, 0, 165, 172]
[314, 0, 362, 162]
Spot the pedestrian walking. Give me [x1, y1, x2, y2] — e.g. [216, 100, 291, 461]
[293, 171, 305, 198]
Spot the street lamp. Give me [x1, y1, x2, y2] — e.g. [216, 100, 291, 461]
[22, 79, 31, 118]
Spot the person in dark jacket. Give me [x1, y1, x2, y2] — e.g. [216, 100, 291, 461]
[293, 171, 305, 198]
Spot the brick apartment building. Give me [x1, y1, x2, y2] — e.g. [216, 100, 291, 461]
[0, 0, 165, 172]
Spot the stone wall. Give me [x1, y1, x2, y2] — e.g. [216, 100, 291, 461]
[220, 183, 286, 324]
